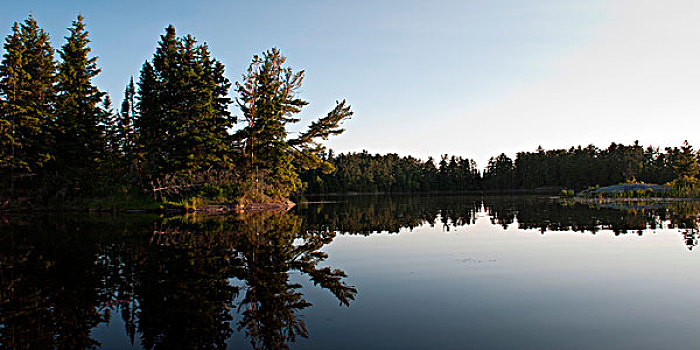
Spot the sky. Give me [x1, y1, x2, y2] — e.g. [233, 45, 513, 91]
[2, 0, 700, 168]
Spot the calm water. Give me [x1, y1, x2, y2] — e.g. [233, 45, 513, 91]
[2, 195, 700, 349]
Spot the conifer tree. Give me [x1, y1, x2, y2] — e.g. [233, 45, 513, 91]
[674, 140, 699, 178]
[0, 16, 57, 192]
[102, 94, 116, 154]
[106, 78, 137, 173]
[135, 61, 162, 177]
[135, 25, 233, 179]
[235, 48, 352, 200]
[54, 15, 106, 179]
[105, 79, 136, 162]
[119, 78, 136, 152]
[0, 22, 24, 191]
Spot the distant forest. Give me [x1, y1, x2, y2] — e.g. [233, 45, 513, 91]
[1, 15, 698, 206]
[301, 141, 697, 193]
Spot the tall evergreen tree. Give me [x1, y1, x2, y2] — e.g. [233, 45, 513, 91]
[0, 16, 57, 192]
[105, 79, 136, 162]
[119, 78, 136, 153]
[54, 15, 106, 179]
[104, 78, 137, 178]
[0, 22, 24, 191]
[135, 61, 162, 177]
[674, 140, 699, 178]
[135, 25, 234, 180]
[235, 48, 352, 200]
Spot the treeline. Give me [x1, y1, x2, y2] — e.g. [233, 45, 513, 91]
[302, 151, 479, 193]
[0, 15, 351, 205]
[3, 15, 697, 204]
[302, 141, 698, 193]
[486, 142, 684, 190]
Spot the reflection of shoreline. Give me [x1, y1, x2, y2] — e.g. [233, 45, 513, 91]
[298, 195, 700, 249]
[566, 200, 684, 211]
[564, 197, 700, 204]
[0, 212, 356, 350]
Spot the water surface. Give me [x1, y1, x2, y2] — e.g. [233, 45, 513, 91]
[2, 195, 699, 349]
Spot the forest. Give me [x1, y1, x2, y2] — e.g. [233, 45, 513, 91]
[1, 15, 699, 209]
[0, 15, 351, 208]
[301, 141, 699, 194]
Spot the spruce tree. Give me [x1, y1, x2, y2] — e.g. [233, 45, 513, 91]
[135, 25, 233, 180]
[54, 15, 106, 180]
[102, 94, 117, 153]
[107, 78, 136, 168]
[0, 16, 57, 192]
[0, 22, 25, 191]
[135, 61, 162, 178]
[119, 78, 136, 153]
[105, 79, 136, 164]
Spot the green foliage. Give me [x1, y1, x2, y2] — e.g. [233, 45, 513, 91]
[4, 14, 697, 206]
[484, 153, 514, 189]
[54, 15, 107, 187]
[301, 151, 479, 193]
[671, 175, 700, 197]
[236, 170, 276, 205]
[0, 16, 57, 193]
[673, 140, 699, 178]
[302, 142, 690, 196]
[104, 78, 138, 182]
[135, 25, 234, 180]
[235, 48, 352, 200]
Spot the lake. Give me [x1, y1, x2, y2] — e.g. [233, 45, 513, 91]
[2, 195, 699, 349]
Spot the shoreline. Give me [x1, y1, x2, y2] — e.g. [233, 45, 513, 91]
[0, 199, 296, 214]
[565, 197, 700, 203]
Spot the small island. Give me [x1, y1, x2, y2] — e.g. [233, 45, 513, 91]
[0, 17, 352, 212]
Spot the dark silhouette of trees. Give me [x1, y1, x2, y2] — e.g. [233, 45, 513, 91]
[301, 151, 480, 194]
[0, 212, 357, 349]
[302, 142, 684, 195]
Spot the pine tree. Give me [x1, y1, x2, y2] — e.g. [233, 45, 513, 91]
[235, 48, 352, 200]
[54, 15, 106, 180]
[0, 16, 57, 192]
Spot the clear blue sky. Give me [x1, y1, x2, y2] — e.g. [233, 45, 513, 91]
[3, 0, 699, 168]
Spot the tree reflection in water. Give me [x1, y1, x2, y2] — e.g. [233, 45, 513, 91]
[0, 212, 356, 350]
[229, 213, 356, 349]
[2, 195, 700, 349]
[0, 216, 111, 349]
[296, 195, 700, 250]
